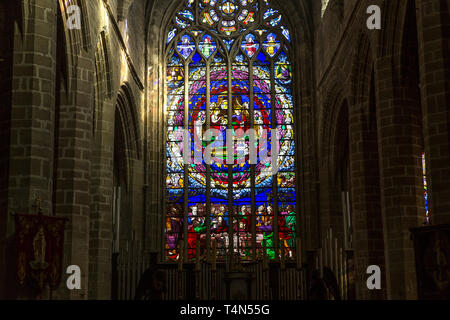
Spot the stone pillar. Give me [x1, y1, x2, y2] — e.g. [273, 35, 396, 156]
[416, 0, 450, 225]
[3, 0, 58, 298]
[0, 0, 17, 300]
[88, 97, 115, 299]
[375, 54, 425, 299]
[348, 94, 386, 300]
[52, 53, 94, 300]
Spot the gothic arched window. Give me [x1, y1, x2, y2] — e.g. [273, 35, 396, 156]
[164, 0, 296, 262]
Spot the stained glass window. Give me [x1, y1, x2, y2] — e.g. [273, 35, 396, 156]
[422, 152, 430, 224]
[165, 0, 296, 262]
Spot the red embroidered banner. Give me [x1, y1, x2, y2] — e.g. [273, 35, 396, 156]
[15, 213, 66, 292]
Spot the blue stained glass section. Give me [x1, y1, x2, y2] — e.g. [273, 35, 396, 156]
[256, 51, 268, 64]
[188, 94, 207, 110]
[278, 188, 296, 204]
[188, 189, 207, 203]
[192, 52, 203, 64]
[213, 51, 225, 64]
[232, 188, 251, 200]
[235, 53, 246, 64]
[167, 28, 177, 45]
[177, 35, 195, 59]
[223, 39, 235, 51]
[169, 53, 183, 66]
[180, 10, 195, 21]
[167, 189, 184, 203]
[176, 17, 190, 29]
[255, 97, 271, 111]
[269, 15, 282, 27]
[211, 189, 229, 201]
[255, 188, 273, 203]
[281, 26, 291, 42]
[263, 8, 278, 20]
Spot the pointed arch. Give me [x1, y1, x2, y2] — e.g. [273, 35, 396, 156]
[351, 32, 375, 103]
[93, 30, 114, 134]
[163, 0, 298, 262]
[57, 0, 92, 89]
[113, 82, 142, 192]
[116, 82, 142, 162]
[58, 0, 92, 52]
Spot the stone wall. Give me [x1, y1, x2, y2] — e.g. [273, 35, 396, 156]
[314, 0, 450, 299]
[0, 0, 147, 300]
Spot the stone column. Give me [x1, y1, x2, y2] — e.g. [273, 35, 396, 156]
[416, 0, 450, 225]
[0, 0, 17, 299]
[4, 0, 58, 298]
[348, 93, 386, 300]
[52, 52, 94, 300]
[88, 97, 115, 299]
[375, 54, 425, 299]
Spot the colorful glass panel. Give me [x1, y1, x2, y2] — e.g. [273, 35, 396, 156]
[422, 153, 430, 224]
[177, 35, 195, 59]
[241, 33, 259, 58]
[199, 34, 217, 58]
[165, 0, 295, 262]
[263, 33, 281, 57]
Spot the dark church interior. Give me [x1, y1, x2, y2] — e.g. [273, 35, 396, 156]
[0, 0, 449, 302]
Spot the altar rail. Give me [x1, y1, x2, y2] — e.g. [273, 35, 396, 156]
[112, 239, 353, 300]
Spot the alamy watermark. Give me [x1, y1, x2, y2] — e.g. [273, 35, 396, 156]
[367, 5, 381, 30]
[66, 5, 82, 30]
[66, 265, 81, 290]
[367, 265, 382, 290]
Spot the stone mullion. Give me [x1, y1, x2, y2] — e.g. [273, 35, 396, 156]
[158, 57, 165, 261]
[270, 59, 279, 259]
[416, 0, 450, 224]
[249, 60, 256, 259]
[206, 61, 211, 256]
[227, 59, 234, 263]
[183, 61, 189, 261]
